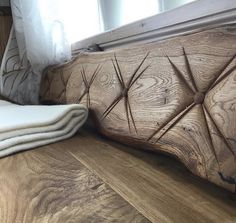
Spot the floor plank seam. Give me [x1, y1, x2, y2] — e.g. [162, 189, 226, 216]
[67, 150, 155, 223]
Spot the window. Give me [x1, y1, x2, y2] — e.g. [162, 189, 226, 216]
[72, 0, 236, 51]
[100, 0, 160, 31]
[65, 0, 196, 43]
[65, 0, 102, 44]
[100, 0, 196, 31]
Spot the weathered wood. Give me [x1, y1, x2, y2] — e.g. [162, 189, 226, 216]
[67, 131, 236, 223]
[40, 26, 236, 192]
[0, 140, 149, 223]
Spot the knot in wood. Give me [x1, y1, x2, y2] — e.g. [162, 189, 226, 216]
[122, 88, 128, 98]
[85, 87, 90, 94]
[194, 92, 205, 104]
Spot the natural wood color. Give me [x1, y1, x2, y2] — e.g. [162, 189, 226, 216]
[68, 131, 236, 223]
[0, 138, 149, 223]
[0, 15, 12, 61]
[40, 26, 236, 192]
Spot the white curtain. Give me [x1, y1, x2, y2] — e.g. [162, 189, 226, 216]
[0, 0, 102, 104]
[11, 0, 100, 74]
[12, 0, 71, 75]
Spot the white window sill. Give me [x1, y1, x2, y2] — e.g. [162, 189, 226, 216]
[72, 0, 236, 52]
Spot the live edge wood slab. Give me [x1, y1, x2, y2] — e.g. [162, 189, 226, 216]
[40, 25, 236, 192]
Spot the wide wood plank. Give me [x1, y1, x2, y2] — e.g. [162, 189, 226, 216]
[40, 26, 236, 192]
[68, 131, 236, 223]
[0, 140, 149, 223]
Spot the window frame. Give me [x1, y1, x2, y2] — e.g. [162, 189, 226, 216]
[72, 0, 236, 52]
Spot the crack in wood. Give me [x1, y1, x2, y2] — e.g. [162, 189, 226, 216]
[101, 53, 150, 135]
[58, 70, 72, 101]
[167, 54, 195, 95]
[204, 105, 236, 160]
[148, 48, 197, 141]
[78, 64, 102, 108]
[182, 47, 198, 92]
[147, 102, 193, 141]
[206, 54, 236, 93]
[43, 73, 54, 98]
[209, 63, 236, 92]
[218, 172, 236, 185]
[202, 105, 221, 171]
[147, 48, 236, 180]
[153, 103, 195, 143]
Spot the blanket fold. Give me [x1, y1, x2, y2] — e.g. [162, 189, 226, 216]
[0, 100, 88, 157]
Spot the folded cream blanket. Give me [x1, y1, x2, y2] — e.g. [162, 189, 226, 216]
[0, 100, 88, 157]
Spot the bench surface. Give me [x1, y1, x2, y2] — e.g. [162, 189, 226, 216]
[0, 130, 235, 223]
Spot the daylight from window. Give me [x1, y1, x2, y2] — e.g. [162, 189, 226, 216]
[57, 0, 196, 43]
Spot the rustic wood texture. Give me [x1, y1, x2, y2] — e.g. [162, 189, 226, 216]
[0, 15, 12, 61]
[67, 131, 236, 223]
[0, 139, 149, 223]
[40, 26, 236, 192]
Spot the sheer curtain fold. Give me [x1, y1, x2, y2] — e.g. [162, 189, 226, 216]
[0, 0, 73, 104]
[12, 0, 71, 74]
[0, 0, 103, 104]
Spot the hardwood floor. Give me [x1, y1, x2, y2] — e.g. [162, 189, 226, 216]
[0, 130, 235, 223]
[0, 138, 149, 223]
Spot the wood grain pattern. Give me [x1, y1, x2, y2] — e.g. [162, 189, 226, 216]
[0, 139, 149, 223]
[40, 26, 236, 192]
[67, 131, 236, 223]
[0, 15, 12, 61]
